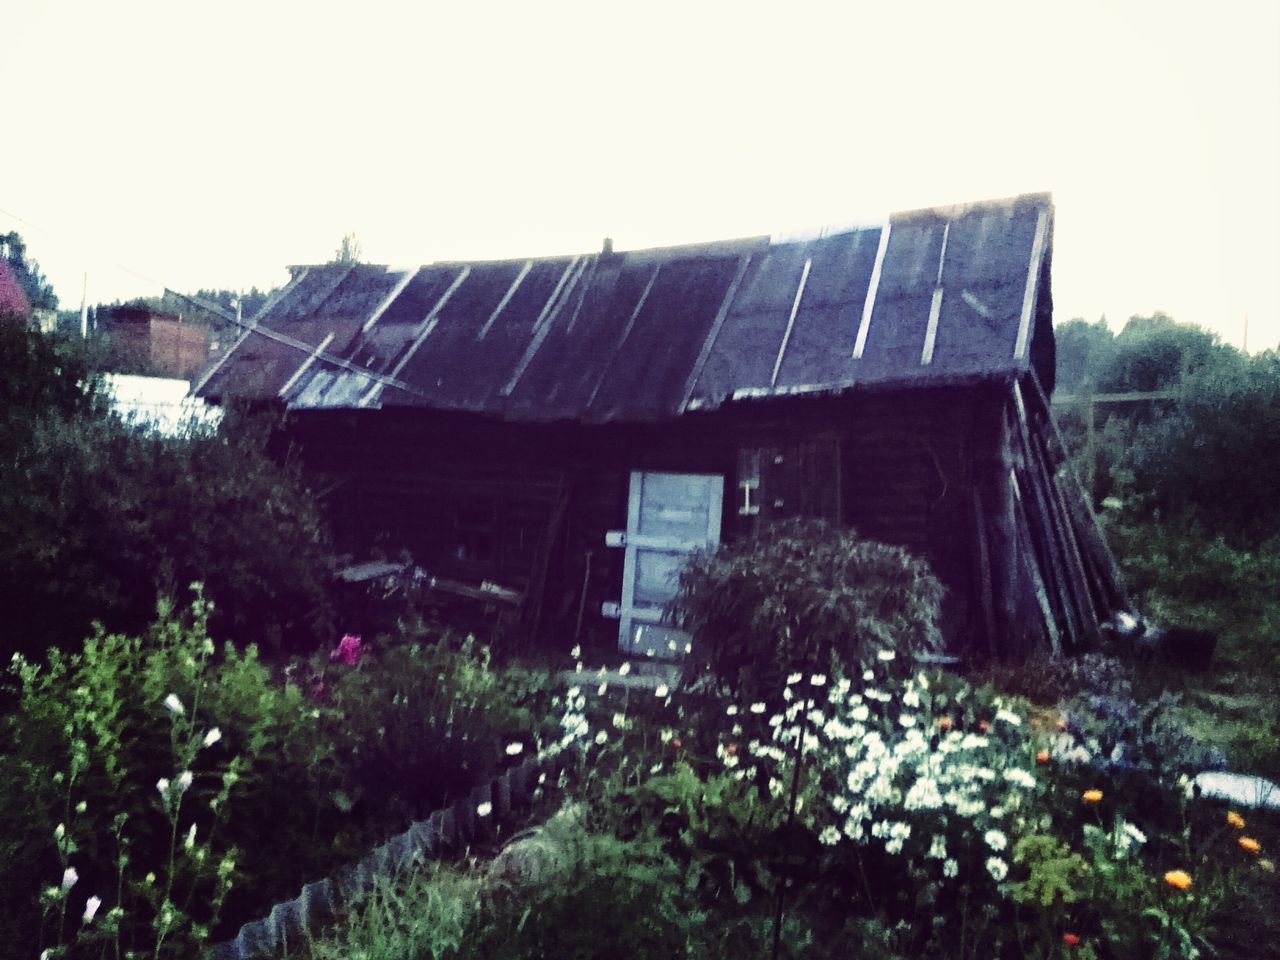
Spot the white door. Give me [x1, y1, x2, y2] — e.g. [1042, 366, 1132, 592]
[616, 471, 723, 658]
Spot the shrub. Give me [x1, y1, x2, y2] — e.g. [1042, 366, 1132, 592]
[675, 518, 944, 704]
[0, 330, 335, 657]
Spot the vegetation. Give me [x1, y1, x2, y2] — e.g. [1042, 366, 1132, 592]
[2, 233, 1276, 960]
[0, 321, 333, 658]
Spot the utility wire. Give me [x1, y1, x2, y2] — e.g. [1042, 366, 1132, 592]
[0, 204, 425, 399]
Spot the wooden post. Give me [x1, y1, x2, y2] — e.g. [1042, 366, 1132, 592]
[1084, 395, 1096, 499]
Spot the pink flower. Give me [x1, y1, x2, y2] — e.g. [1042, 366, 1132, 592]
[330, 634, 363, 667]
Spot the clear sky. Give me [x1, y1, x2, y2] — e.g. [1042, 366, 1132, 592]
[3, 1, 1277, 347]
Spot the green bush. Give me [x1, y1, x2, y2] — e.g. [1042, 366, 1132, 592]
[0, 325, 334, 656]
[0, 598, 553, 958]
[675, 518, 944, 704]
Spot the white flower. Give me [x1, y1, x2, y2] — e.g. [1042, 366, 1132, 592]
[476, 801, 492, 817]
[1002, 768, 1036, 790]
[162, 693, 184, 715]
[184, 823, 197, 849]
[809, 674, 827, 687]
[863, 669, 874, 681]
[597, 682, 607, 696]
[877, 650, 896, 662]
[782, 687, 793, 702]
[594, 730, 608, 745]
[851, 704, 870, 723]
[786, 672, 803, 686]
[1122, 822, 1147, 846]
[202, 728, 222, 748]
[62, 867, 78, 891]
[618, 662, 631, 676]
[654, 684, 669, 698]
[726, 705, 739, 716]
[902, 688, 920, 708]
[994, 708, 1022, 727]
[75, 800, 87, 814]
[54, 823, 65, 840]
[899, 714, 917, 728]
[928, 834, 947, 859]
[176, 771, 193, 793]
[984, 830, 1007, 852]
[943, 858, 958, 878]
[505, 742, 523, 756]
[569, 644, 581, 659]
[82, 895, 101, 923]
[986, 857, 1008, 882]
[156, 778, 170, 796]
[819, 825, 841, 845]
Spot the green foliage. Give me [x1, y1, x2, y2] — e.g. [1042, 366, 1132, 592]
[2, 230, 58, 310]
[319, 633, 553, 828]
[676, 518, 944, 703]
[0, 598, 554, 958]
[0, 324, 334, 656]
[1009, 834, 1091, 908]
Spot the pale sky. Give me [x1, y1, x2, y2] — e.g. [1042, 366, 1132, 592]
[3, 1, 1277, 347]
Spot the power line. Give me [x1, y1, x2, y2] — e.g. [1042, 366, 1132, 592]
[0, 204, 424, 399]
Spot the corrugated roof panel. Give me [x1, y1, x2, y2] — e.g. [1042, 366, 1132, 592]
[195, 193, 1055, 418]
[269, 266, 356, 323]
[690, 248, 809, 397]
[588, 256, 742, 420]
[396, 261, 532, 409]
[505, 260, 650, 418]
[773, 229, 881, 387]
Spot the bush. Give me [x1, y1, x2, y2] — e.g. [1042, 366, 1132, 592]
[675, 518, 944, 704]
[0, 323, 335, 656]
[0, 598, 554, 958]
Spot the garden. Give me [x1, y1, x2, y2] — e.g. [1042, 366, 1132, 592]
[1, 315, 1277, 959]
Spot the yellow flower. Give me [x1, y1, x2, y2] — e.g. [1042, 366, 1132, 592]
[1164, 869, 1193, 890]
[1081, 789, 1103, 804]
[1239, 837, 1262, 855]
[1226, 811, 1246, 830]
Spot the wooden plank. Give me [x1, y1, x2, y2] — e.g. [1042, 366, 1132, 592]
[1028, 369, 1134, 612]
[971, 487, 998, 658]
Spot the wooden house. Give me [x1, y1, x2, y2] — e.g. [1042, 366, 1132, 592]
[195, 193, 1128, 659]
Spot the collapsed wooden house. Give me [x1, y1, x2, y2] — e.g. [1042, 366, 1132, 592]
[194, 192, 1129, 659]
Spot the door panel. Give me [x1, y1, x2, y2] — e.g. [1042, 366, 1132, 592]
[618, 471, 723, 658]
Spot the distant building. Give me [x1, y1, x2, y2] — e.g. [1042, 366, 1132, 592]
[102, 303, 213, 379]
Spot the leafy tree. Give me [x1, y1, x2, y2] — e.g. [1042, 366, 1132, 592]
[0, 325, 334, 658]
[1053, 317, 1115, 395]
[1098, 313, 1234, 394]
[0, 231, 58, 310]
[332, 233, 363, 264]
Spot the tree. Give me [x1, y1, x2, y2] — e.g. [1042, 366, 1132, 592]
[1, 231, 58, 310]
[1054, 318, 1115, 394]
[333, 233, 363, 264]
[0, 325, 335, 658]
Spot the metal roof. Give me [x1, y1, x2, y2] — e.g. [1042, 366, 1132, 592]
[195, 193, 1054, 422]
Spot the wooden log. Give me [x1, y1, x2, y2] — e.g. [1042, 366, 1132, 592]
[970, 487, 998, 658]
[1028, 369, 1134, 613]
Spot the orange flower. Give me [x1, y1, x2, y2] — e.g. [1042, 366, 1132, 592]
[978, 720, 991, 734]
[725, 742, 738, 757]
[671, 738, 682, 751]
[938, 716, 954, 732]
[1226, 811, 1246, 830]
[1062, 933, 1081, 947]
[1036, 750, 1051, 766]
[1081, 789, 1103, 804]
[1164, 869, 1193, 890]
[1239, 837, 1262, 855]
